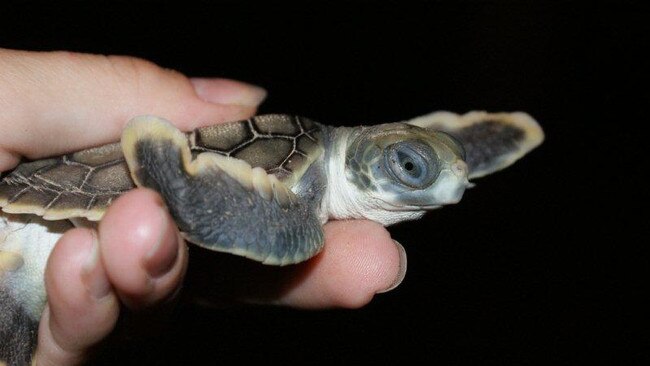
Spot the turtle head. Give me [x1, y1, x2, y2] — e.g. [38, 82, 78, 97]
[343, 123, 470, 221]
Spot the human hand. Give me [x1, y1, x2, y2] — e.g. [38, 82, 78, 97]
[0, 48, 406, 365]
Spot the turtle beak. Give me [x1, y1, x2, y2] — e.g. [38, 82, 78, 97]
[451, 160, 469, 180]
[454, 160, 473, 189]
[430, 159, 469, 205]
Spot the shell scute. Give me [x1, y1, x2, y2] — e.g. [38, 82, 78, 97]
[191, 115, 324, 182]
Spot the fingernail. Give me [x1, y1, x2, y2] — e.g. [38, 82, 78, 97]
[143, 208, 179, 278]
[378, 240, 407, 294]
[81, 231, 111, 300]
[191, 78, 267, 107]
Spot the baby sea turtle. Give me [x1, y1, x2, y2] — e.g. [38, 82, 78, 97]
[0, 111, 543, 266]
[0, 110, 542, 364]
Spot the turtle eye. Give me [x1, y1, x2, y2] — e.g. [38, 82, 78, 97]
[384, 141, 439, 189]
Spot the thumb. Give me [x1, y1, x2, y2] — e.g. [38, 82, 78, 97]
[190, 77, 267, 107]
[0, 49, 266, 170]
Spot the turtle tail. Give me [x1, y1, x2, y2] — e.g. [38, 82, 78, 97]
[0, 215, 65, 365]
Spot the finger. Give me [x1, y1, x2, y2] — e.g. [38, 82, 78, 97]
[0, 49, 266, 169]
[187, 220, 406, 309]
[191, 77, 267, 106]
[36, 228, 119, 366]
[98, 189, 188, 308]
[280, 220, 407, 308]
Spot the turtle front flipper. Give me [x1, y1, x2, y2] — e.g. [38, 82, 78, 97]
[122, 116, 325, 266]
[406, 111, 544, 179]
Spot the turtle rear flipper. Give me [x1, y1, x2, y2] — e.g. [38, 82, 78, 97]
[122, 116, 325, 266]
[407, 111, 544, 179]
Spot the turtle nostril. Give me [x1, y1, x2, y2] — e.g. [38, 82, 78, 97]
[451, 160, 468, 178]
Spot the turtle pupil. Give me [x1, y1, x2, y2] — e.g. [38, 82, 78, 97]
[383, 141, 439, 189]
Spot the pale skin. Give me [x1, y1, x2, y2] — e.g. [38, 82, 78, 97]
[0, 48, 406, 365]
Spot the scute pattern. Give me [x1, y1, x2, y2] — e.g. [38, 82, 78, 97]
[190, 115, 322, 180]
[0, 152, 132, 219]
[0, 115, 324, 220]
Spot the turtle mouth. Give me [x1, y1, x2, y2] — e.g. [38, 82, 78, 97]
[375, 179, 467, 211]
[397, 204, 441, 210]
[378, 201, 441, 211]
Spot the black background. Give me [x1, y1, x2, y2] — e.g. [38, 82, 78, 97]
[1, 1, 646, 365]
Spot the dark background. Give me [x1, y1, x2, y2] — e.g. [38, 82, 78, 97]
[1, 1, 646, 365]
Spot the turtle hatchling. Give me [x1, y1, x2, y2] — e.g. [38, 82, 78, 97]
[0, 111, 543, 364]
